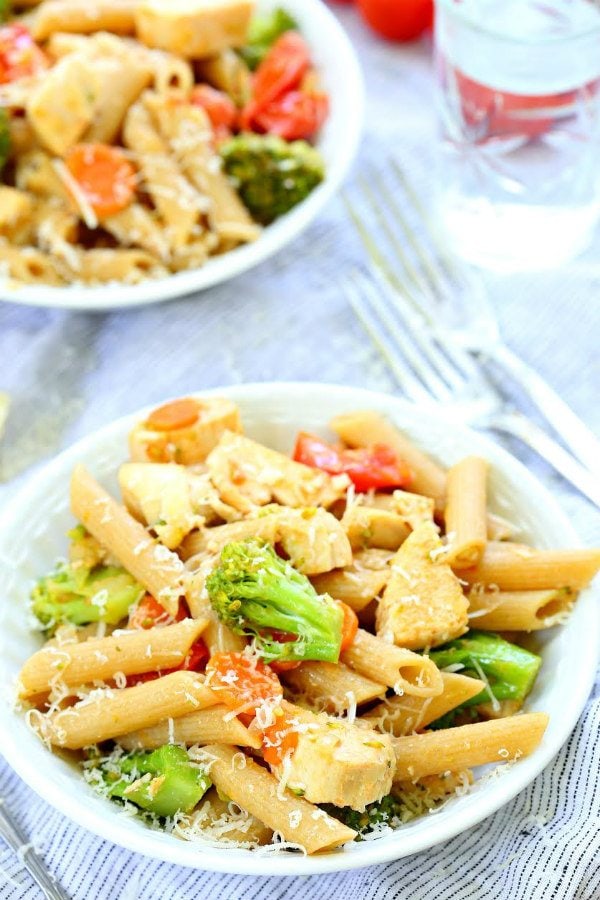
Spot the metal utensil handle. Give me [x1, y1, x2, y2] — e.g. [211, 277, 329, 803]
[487, 343, 600, 477]
[489, 412, 600, 509]
[0, 799, 69, 900]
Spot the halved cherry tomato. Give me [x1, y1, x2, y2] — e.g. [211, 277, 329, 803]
[262, 709, 299, 767]
[65, 143, 136, 218]
[125, 637, 209, 686]
[128, 594, 187, 630]
[253, 90, 329, 140]
[252, 31, 310, 107]
[206, 652, 282, 717]
[145, 398, 200, 432]
[190, 85, 237, 133]
[0, 25, 47, 85]
[293, 432, 412, 493]
[337, 601, 358, 652]
[357, 0, 433, 41]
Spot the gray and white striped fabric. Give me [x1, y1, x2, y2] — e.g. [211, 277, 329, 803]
[1, 6, 599, 898]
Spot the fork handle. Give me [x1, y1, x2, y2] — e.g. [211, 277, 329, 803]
[0, 800, 68, 900]
[484, 343, 600, 477]
[489, 412, 600, 509]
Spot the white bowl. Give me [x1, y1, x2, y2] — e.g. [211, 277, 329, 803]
[0, 382, 597, 876]
[0, 0, 363, 311]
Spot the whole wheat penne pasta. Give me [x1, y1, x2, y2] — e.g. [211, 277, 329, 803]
[330, 412, 447, 512]
[19, 618, 208, 698]
[201, 744, 357, 853]
[117, 705, 262, 750]
[392, 712, 549, 780]
[39, 672, 218, 749]
[123, 99, 202, 250]
[459, 542, 600, 591]
[445, 456, 489, 568]
[104, 204, 169, 262]
[364, 672, 486, 736]
[0, 241, 65, 285]
[341, 629, 443, 697]
[282, 661, 386, 712]
[70, 464, 186, 616]
[467, 586, 576, 631]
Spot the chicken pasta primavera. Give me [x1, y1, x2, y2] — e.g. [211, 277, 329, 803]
[0, 1, 328, 286]
[16, 398, 600, 854]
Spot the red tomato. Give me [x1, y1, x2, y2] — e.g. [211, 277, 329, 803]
[252, 31, 311, 107]
[0, 25, 47, 84]
[253, 90, 329, 140]
[293, 432, 412, 492]
[357, 0, 433, 41]
[190, 85, 237, 131]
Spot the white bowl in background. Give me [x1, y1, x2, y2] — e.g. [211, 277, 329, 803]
[0, 0, 363, 310]
[0, 382, 597, 876]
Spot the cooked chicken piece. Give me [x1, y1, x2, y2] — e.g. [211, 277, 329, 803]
[129, 397, 241, 465]
[274, 506, 352, 575]
[119, 463, 202, 550]
[135, 0, 254, 59]
[0, 187, 34, 234]
[278, 713, 395, 811]
[367, 490, 435, 529]
[206, 431, 350, 514]
[342, 504, 410, 552]
[26, 54, 97, 154]
[376, 522, 468, 650]
[310, 548, 393, 612]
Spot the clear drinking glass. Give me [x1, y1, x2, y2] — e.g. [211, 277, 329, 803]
[434, 0, 600, 272]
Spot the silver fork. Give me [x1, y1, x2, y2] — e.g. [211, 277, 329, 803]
[345, 158, 600, 477]
[344, 266, 600, 508]
[0, 798, 69, 900]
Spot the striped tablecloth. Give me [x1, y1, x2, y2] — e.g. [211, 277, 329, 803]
[1, 6, 599, 899]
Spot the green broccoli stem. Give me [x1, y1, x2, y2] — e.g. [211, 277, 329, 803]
[0, 108, 10, 174]
[429, 630, 541, 706]
[207, 539, 343, 663]
[105, 746, 211, 818]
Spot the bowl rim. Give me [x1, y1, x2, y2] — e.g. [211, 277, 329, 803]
[0, 0, 364, 311]
[0, 381, 597, 877]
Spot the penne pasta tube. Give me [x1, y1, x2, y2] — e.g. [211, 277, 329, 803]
[330, 412, 447, 512]
[341, 629, 443, 697]
[282, 661, 386, 712]
[179, 516, 279, 562]
[467, 586, 576, 631]
[40, 672, 218, 749]
[19, 618, 208, 699]
[117, 705, 262, 750]
[364, 672, 485, 736]
[459, 542, 600, 591]
[392, 712, 549, 780]
[444, 456, 489, 568]
[70, 464, 186, 616]
[201, 744, 357, 854]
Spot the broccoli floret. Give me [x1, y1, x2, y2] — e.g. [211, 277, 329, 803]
[220, 134, 324, 225]
[240, 8, 298, 69]
[31, 561, 144, 631]
[0, 0, 10, 23]
[0, 108, 10, 174]
[206, 538, 343, 663]
[428, 631, 541, 726]
[322, 794, 406, 838]
[99, 745, 211, 818]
